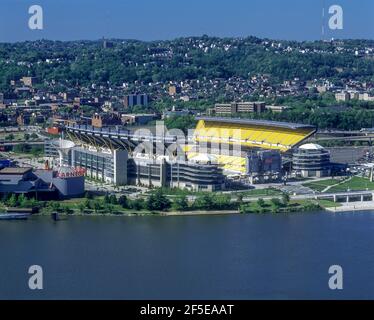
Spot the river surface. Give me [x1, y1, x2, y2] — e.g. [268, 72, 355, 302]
[0, 211, 374, 300]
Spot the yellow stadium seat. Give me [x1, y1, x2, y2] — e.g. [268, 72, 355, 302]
[189, 118, 316, 173]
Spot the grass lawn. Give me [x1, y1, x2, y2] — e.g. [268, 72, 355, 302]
[0, 202, 7, 211]
[327, 176, 374, 193]
[148, 187, 198, 197]
[0, 132, 40, 141]
[317, 199, 342, 208]
[240, 199, 321, 214]
[303, 178, 346, 192]
[239, 188, 282, 197]
[156, 187, 282, 198]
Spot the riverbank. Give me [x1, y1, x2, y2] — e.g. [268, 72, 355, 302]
[325, 201, 374, 212]
[161, 210, 239, 216]
[31, 203, 325, 218]
[3, 190, 362, 218]
[32, 210, 239, 218]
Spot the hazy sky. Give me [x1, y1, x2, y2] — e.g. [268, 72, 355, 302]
[0, 0, 373, 42]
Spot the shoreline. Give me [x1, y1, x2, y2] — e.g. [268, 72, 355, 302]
[324, 201, 374, 213]
[31, 210, 241, 218]
[7, 203, 374, 219]
[30, 208, 329, 218]
[161, 210, 239, 216]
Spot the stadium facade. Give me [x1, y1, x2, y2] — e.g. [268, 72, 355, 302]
[188, 117, 316, 175]
[51, 117, 317, 190]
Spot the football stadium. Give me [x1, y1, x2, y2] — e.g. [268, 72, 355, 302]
[60, 117, 317, 189]
[187, 117, 317, 175]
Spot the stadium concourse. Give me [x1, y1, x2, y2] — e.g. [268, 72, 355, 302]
[187, 117, 317, 174]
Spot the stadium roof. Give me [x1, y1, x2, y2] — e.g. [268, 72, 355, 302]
[0, 167, 33, 175]
[299, 143, 325, 150]
[196, 117, 316, 130]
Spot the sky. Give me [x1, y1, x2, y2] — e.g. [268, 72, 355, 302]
[0, 0, 373, 42]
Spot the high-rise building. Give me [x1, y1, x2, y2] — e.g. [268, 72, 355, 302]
[123, 94, 149, 108]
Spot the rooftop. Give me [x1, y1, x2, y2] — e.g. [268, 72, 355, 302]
[0, 167, 33, 175]
[196, 117, 316, 130]
[299, 143, 325, 150]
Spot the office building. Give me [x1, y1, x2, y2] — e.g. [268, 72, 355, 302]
[213, 102, 266, 115]
[123, 94, 149, 108]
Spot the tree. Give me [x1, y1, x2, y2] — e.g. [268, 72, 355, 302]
[271, 198, 282, 213]
[13, 143, 31, 154]
[31, 146, 43, 157]
[118, 195, 128, 208]
[62, 206, 72, 215]
[240, 204, 253, 214]
[109, 194, 118, 205]
[146, 189, 171, 211]
[93, 200, 102, 213]
[173, 195, 189, 211]
[271, 198, 282, 207]
[18, 194, 27, 208]
[7, 194, 18, 207]
[77, 202, 86, 214]
[237, 193, 244, 205]
[50, 201, 61, 211]
[130, 198, 145, 211]
[83, 198, 91, 209]
[1, 194, 9, 204]
[5, 134, 14, 141]
[85, 191, 93, 199]
[104, 193, 110, 204]
[27, 198, 39, 208]
[282, 193, 290, 206]
[31, 133, 38, 140]
[213, 194, 231, 209]
[193, 194, 214, 210]
[104, 203, 115, 214]
[164, 115, 197, 134]
[257, 198, 265, 207]
[24, 133, 30, 141]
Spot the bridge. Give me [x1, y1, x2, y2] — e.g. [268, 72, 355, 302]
[292, 190, 374, 203]
[0, 126, 40, 133]
[0, 140, 45, 146]
[308, 130, 374, 145]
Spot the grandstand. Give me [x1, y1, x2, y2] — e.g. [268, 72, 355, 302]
[188, 151, 247, 174]
[193, 117, 316, 152]
[189, 117, 316, 174]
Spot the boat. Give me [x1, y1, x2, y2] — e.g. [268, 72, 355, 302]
[0, 213, 29, 220]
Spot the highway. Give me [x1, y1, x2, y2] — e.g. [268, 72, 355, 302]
[0, 126, 39, 133]
[311, 135, 374, 142]
[0, 140, 45, 146]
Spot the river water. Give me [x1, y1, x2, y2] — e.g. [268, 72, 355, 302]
[0, 211, 373, 300]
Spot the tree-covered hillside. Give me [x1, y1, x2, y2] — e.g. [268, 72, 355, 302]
[1, 36, 374, 91]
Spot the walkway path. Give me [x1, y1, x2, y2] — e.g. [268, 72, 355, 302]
[322, 177, 351, 193]
[325, 201, 374, 212]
